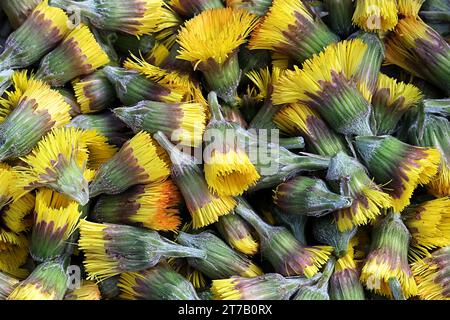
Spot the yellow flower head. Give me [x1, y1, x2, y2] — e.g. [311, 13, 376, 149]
[352, 0, 398, 32]
[404, 197, 450, 260]
[14, 127, 96, 205]
[272, 39, 370, 106]
[397, 0, 425, 18]
[93, 181, 182, 232]
[64, 280, 101, 300]
[411, 247, 450, 300]
[177, 7, 258, 68]
[124, 54, 207, 106]
[30, 189, 81, 261]
[249, 0, 338, 63]
[36, 24, 110, 86]
[89, 131, 170, 197]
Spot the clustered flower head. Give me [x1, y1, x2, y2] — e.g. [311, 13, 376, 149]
[0, 0, 449, 301]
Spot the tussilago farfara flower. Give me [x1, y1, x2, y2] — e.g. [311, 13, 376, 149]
[329, 240, 366, 300]
[89, 131, 169, 197]
[323, 0, 355, 37]
[29, 189, 81, 262]
[274, 104, 349, 157]
[212, 273, 316, 300]
[7, 259, 68, 300]
[0, 0, 69, 70]
[249, 0, 339, 64]
[397, 0, 425, 18]
[361, 212, 418, 300]
[203, 92, 260, 197]
[355, 135, 440, 212]
[114, 100, 207, 148]
[235, 198, 333, 278]
[216, 213, 259, 256]
[68, 111, 131, 147]
[0, 182, 35, 275]
[352, 0, 398, 32]
[14, 127, 116, 205]
[293, 257, 335, 300]
[411, 246, 450, 300]
[385, 17, 450, 95]
[0, 71, 71, 161]
[371, 74, 423, 135]
[0, 0, 42, 29]
[272, 39, 374, 136]
[92, 181, 181, 232]
[72, 70, 116, 114]
[102, 66, 184, 106]
[326, 152, 393, 232]
[153, 131, 236, 229]
[407, 113, 450, 197]
[403, 197, 450, 260]
[0, 272, 19, 300]
[64, 280, 101, 300]
[78, 220, 206, 281]
[123, 54, 207, 107]
[119, 263, 200, 300]
[51, 0, 169, 36]
[177, 8, 259, 105]
[246, 67, 285, 130]
[312, 213, 358, 258]
[169, 0, 224, 18]
[36, 24, 110, 86]
[177, 231, 263, 279]
[274, 176, 352, 217]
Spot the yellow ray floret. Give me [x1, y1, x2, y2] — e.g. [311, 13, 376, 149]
[272, 39, 369, 106]
[397, 0, 425, 17]
[65, 280, 101, 300]
[274, 103, 319, 136]
[126, 131, 171, 183]
[78, 220, 118, 281]
[405, 198, 450, 259]
[411, 254, 450, 300]
[211, 278, 242, 300]
[11, 71, 71, 127]
[177, 8, 258, 67]
[35, 188, 74, 210]
[375, 73, 423, 111]
[192, 196, 237, 229]
[361, 257, 418, 298]
[428, 160, 450, 198]
[124, 54, 206, 106]
[246, 67, 283, 101]
[352, 0, 398, 32]
[248, 0, 315, 50]
[80, 129, 117, 169]
[7, 283, 58, 300]
[391, 148, 441, 212]
[229, 234, 259, 256]
[335, 188, 393, 232]
[1, 193, 35, 234]
[33, 0, 70, 38]
[15, 127, 90, 188]
[205, 149, 260, 197]
[130, 181, 181, 232]
[63, 25, 110, 72]
[385, 18, 429, 78]
[34, 193, 81, 242]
